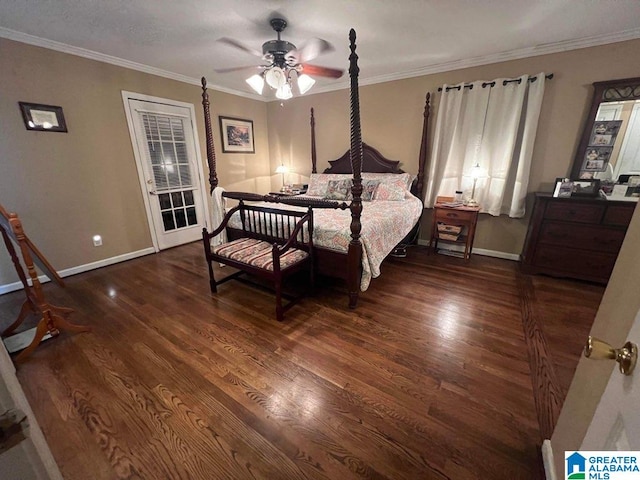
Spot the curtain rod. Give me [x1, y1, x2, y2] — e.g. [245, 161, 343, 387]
[437, 73, 554, 92]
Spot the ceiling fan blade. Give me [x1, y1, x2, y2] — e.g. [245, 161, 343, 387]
[218, 37, 264, 58]
[293, 38, 333, 63]
[214, 65, 263, 74]
[301, 64, 344, 79]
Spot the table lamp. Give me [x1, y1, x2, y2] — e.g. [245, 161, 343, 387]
[467, 163, 483, 207]
[275, 164, 289, 192]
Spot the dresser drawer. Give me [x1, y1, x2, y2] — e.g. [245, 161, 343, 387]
[533, 244, 617, 281]
[539, 221, 626, 253]
[434, 208, 476, 223]
[544, 201, 605, 224]
[603, 204, 636, 226]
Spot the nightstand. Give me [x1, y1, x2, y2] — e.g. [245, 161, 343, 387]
[430, 198, 480, 260]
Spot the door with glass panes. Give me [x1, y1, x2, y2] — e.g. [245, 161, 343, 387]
[126, 97, 208, 250]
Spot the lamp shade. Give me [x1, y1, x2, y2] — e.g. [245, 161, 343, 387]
[275, 165, 289, 174]
[246, 74, 264, 95]
[470, 163, 484, 179]
[265, 67, 286, 89]
[275, 82, 293, 100]
[297, 74, 316, 94]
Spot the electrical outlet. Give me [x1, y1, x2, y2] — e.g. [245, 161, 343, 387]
[92, 235, 102, 247]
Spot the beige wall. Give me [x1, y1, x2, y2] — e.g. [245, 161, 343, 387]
[0, 38, 269, 286]
[3, 37, 640, 287]
[267, 38, 640, 255]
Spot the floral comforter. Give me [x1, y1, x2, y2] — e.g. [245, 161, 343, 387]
[226, 195, 423, 290]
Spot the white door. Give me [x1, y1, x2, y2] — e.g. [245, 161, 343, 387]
[123, 93, 210, 251]
[581, 311, 640, 451]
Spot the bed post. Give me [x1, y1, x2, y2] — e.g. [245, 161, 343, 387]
[201, 77, 218, 193]
[347, 29, 363, 309]
[415, 92, 430, 200]
[310, 108, 317, 174]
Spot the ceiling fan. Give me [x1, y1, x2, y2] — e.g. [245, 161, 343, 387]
[216, 18, 344, 99]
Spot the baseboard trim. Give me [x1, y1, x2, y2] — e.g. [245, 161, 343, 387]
[416, 239, 520, 261]
[542, 439, 557, 480]
[0, 247, 155, 295]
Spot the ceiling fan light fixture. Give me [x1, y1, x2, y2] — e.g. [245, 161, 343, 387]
[265, 66, 286, 89]
[218, 18, 340, 100]
[245, 74, 265, 95]
[297, 74, 315, 94]
[275, 82, 293, 100]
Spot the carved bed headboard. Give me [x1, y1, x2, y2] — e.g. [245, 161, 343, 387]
[310, 93, 430, 199]
[323, 143, 404, 174]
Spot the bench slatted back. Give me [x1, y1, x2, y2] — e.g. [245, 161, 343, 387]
[239, 202, 311, 251]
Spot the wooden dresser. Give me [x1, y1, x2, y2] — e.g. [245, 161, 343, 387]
[521, 193, 636, 284]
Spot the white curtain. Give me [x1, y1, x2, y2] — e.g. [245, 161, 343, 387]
[424, 73, 546, 217]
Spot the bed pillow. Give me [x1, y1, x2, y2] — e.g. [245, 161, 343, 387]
[362, 172, 414, 192]
[373, 182, 406, 201]
[345, 179, 380, 201]
[306, 173, 352, 196]
[323, 179, 381, 201]
[324, 179, 351, 200]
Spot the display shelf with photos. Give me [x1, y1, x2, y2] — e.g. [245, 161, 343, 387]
[582, 119, 621, 178]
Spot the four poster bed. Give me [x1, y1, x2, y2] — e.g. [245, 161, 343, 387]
[201, 29, 431, 308]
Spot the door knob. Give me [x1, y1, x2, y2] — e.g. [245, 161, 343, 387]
[584, 336, 637, 375]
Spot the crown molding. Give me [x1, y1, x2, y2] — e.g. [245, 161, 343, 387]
[3, 25, 640, 103]
[0, 27, 265, 101]
[280, 27, 640, 99]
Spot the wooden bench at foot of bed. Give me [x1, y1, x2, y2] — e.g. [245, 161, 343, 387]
[202, 200, 314, 321]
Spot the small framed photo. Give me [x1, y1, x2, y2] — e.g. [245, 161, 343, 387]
[571, 179, 601, 197]
[582, 146, 612, 172]
[590, 120, 621, 146]
[219, 116, 255, 153]
[19, 102, 67, 132]
[553, 178, 574, 198]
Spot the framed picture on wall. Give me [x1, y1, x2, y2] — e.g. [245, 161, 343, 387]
[19, 102, 68, 132]
[219, 116, 255, 153]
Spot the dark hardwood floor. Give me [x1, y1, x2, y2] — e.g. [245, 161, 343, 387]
[0, 243, 603, 479]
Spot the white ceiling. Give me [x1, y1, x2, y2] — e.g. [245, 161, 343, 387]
[2, 0, 640, 100]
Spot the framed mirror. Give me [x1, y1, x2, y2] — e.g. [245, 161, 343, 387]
[571, 77, 640, 182]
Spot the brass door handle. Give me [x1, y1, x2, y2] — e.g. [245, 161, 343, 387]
[584, 336, 637, 375]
